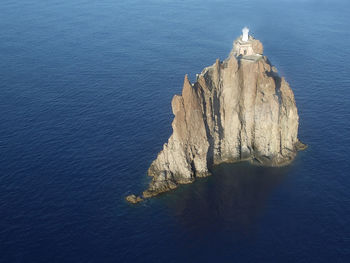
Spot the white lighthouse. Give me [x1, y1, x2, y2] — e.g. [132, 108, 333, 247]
[242, 27, 249, 42]
[233, 28, 263, 60]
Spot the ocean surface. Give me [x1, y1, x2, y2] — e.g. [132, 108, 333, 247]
[1, 0, 350, 262]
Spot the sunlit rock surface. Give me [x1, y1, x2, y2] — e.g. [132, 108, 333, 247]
[133, 36, 305, 201]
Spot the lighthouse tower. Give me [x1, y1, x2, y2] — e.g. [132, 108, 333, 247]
[233, 27, 256, 57]
[232, 28, 263, 61]
[242, 27, 249, 42]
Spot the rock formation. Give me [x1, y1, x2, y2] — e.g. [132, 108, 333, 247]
[125, 194, 143, 204]
[127, 34, 306, 202]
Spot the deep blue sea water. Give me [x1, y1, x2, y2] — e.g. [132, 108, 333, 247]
[1, 0, 350, 262]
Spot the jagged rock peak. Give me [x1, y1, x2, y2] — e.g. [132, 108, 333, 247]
[126, 33, 306, 202]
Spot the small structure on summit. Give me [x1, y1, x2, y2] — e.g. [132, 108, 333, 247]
[233, 27, 263, 59]
[242, 26, 249, 41]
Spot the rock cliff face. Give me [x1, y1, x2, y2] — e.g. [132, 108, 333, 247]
[138, 37, 305, 199]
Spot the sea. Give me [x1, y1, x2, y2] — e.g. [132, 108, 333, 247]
[1, 0, 350, 262]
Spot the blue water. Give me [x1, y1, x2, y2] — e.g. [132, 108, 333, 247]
[1, 0, 350, 262]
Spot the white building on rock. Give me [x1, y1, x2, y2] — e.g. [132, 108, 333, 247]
[233, 27, 262, 58]
[242, 27, 249, 42]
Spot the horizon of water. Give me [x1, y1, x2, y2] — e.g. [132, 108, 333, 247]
[1, 0, 350, 262]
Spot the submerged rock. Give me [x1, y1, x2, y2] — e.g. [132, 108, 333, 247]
[137, 32, 305, 200]
[125, 194, 143, 204]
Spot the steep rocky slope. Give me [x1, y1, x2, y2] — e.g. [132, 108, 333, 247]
[127, 37, 305, 201]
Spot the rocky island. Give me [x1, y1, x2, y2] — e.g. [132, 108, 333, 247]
[127, 28, 306, 203]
